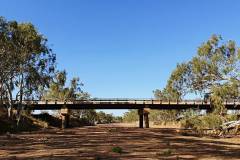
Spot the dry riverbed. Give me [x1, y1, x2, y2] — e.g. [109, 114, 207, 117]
[0, 123, 240, 160]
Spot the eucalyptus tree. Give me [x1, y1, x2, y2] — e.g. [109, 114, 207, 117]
[155, 35, 240, 114]
[0, 17, 56, 117]
[154, 62, 192, 101]
[43, 70, 89, 101]
[0, 17, 7, 102]
[152, 63, 194, 123]
[43, 71, 96, 124]
[190, 35, 240, 113]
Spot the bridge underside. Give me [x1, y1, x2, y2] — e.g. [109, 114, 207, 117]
[9, 103, 240, 110]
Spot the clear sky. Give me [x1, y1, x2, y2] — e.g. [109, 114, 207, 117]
[1, 0, 240, 115]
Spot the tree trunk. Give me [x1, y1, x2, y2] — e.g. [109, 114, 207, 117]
[6, 83, 13, 118]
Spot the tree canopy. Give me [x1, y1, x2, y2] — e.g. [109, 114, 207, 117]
[43, 70, 89, 101]
[0, 17, 56, 117]
[154, 35, 240, 114]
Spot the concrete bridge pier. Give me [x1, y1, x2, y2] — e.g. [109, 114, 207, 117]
[138, 108, 150, 128]
[61, 107, 70, 129]
[138, 109, 144, 128]
[143, 108, 150, 128]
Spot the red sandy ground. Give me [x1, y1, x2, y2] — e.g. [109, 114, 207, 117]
[0, 123, 240, 160]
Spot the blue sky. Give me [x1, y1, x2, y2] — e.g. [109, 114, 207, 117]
[1, 0, 240, 115]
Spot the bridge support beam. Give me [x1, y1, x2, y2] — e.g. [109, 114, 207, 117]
[61, 107, 69, 129]
[143, 109, 150, 128]
[138, 109, 144, 128]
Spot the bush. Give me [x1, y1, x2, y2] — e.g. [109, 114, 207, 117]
[225, 114, 238, 121]
[122, 110, 138, 122]
[111, 146, 122, 154]
[162, 149, 172, 156]
[123, 109, 179, 124]
[181, 116, 204, 133]
[150, 110, 177, 125]
[180, 114, 223, 134]
[202, 114, 222, 129]
[113, 116, 123, 123]
[96, 111, 114, 124]
[71, 109, 97, 126]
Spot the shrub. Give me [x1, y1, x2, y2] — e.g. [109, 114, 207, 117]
[97, 111, 114, 124]
[162, 149, 172, 156]
[180, 114, 223, 134]
[122, 110, 138, 122]
[111, 146, 122, 154]
[150, 110, 177, 125]
[201, 114, 222, 129]
[226, 114, 238, 121]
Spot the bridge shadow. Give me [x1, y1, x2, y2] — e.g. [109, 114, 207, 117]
[0, 125, 239, 159]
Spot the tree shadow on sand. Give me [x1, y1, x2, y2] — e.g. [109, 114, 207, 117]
[0, 126, 239, 159]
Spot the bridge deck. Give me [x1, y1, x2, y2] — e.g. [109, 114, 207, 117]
[1, 99, 240, 110]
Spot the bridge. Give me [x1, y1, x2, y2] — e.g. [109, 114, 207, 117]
[1, 99, 240, 129]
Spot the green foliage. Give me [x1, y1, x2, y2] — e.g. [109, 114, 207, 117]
[111, 146, 122, 154]
[96, 111, 114, 124]
[181, 114, 223, 134]
[150, 110, 177, 125]
[153, 78, 184, 124]
[123, 109, 179, 125]
[155, 35, 240, 114]
[225, 114, 238, 121]
[43, 71, 97, 126]
[162, 149, 172, 156]
[43, 71, 89, 101]
[0, 17, 56, 119]
[113, 116, 123, 123]
[156, 149, 173, 157]
[122, 110, 138, 122]
[72, 109, 97, 126]
[180, 109, 199, 119]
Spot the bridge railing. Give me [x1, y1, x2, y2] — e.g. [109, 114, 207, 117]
[1, 99, 240, 105]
